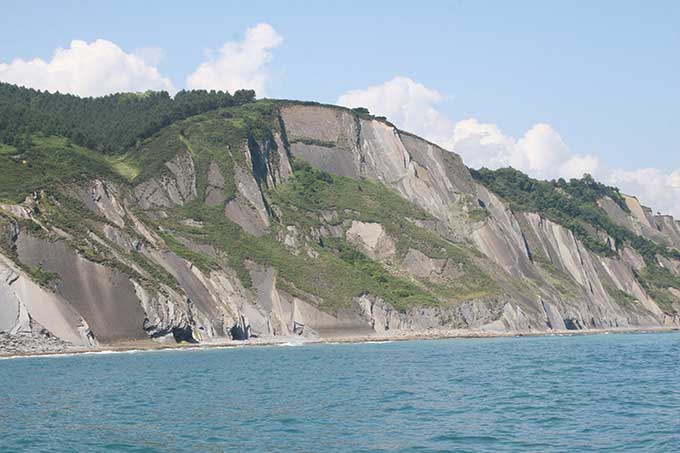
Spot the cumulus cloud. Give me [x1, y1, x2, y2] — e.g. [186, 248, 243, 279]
[337, 76, 455, 144]
[337, 76, 680, 217]
[338, 77, 599, 180]
[132, 46, 166, 67]
[186, 22, 282, 96]
[0, 39, 175, 97]
[451, 120, 600, 180]
[605, 168, 680, 217]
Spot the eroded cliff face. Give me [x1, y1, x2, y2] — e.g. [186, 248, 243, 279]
[0, 121, 381, 347]
[1, 101, 678, 350]
[0, 254, 94, 346]
[279, 103, 679, 332]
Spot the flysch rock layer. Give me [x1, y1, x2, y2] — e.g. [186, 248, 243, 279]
[1, 102, 678, 353]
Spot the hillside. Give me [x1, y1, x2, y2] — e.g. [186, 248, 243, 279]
[0, 84, 678, 351]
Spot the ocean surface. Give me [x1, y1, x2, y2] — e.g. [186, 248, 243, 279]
[1, 332, 679, 452]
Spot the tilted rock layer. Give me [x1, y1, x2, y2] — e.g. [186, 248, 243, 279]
[1, 101, 678, 350]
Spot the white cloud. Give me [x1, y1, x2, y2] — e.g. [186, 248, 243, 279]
[186, 23, 282, 96]
[337, 76, 454, 144]
[605, 168, 680, 217]
[451, 120, 600, 180]
[337, 76, 680, 217]
[0, 39, 175, 97]
[338, 77, 599, 181]
[132, 46, 166, 67]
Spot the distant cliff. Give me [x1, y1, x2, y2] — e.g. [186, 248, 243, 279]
[1, 86, 678, 351]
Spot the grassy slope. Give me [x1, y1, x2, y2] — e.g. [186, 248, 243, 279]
[4, 98, 673, 315]
[116, 101, 280, 185]
[0, 136, 119, 202]
[269, 161, 497, 303]
[108, 100, 498, 311]
[0, 99, 492, 313]
[154, 158, 498, 312]
[473, 167, 680, 312]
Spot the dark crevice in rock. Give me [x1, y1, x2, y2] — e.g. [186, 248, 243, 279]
[563, 318, 582, 330]
[521, 231, 533, 263]
[247, 135, 270, 187]
[172, 326, 197, 344]
[277, 115, 293, 159]
[230, 323, 251, 340]
[246, 135, 275, 219]
[230, 313, 251, 340]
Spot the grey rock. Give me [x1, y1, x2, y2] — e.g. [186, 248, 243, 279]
[205, 161, 226, 207]
[134, 153, 197, 209]
[224, 165, 270, 236]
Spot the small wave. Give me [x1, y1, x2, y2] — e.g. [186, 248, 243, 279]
[430, 434, 501, 443]
[276, 342, 304, 347]
[0, 353, 51, 361]
[0, 349, 139, 360]
[0, 346, 172, 361]
[87, 349, 145, 355]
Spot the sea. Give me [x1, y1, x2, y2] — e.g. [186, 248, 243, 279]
[1, 331, 679, 452]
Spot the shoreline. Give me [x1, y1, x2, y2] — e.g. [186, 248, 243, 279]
[1, 325, 678, 360]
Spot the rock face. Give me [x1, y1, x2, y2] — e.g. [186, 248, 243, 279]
[282, 105, 475, 225]
[0, 180, 378, 347]
[279, 104, 678, 332]
[224, 165, 270, 237]
[346, 221, 396, 260]
[0, 254, 93, 346]
[1, 101, 678, 352]
[16, 233, 148, 343]
[134, 153, 197, 209]
[205, 161, 226, 208]
[0, 331, 78, 355]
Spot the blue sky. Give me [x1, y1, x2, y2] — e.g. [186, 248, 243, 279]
[1, 1, 679, 214]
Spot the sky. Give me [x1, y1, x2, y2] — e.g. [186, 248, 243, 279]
[1, 0, 679, 216]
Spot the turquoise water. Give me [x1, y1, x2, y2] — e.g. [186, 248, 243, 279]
[1, 332, 679, 452]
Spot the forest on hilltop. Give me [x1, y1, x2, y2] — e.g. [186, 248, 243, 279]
[0, 82, 255, 154]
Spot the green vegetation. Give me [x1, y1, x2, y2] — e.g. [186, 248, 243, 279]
[288, 137, 336, 148]
[149, 158, 497, 312]
[12, 192, 179, 290]
[273, 160, 485, 264]
[160, 232, 220, 275]
[0, 135, 118, 202]
[472, 168, 629, 255]
[24, 266, 59, 287]
[269, 160, 497, 306]
[327, 238, 439, 310]
[473, 167, 680, 311]
[271, 159, 429, 226]
[116, 125, 189, 183]
[0, 82, 255, 154]
[636, 266, 680, 313]
[0, 212, 59, 288]
[157, 202, 404, 310]
[274, 100, 392, 125]
[0, 82, 675, 317]
[471, 167, 679, 261]
[350, 106, 387, 122]
[118, 100, 281, 197]
[606, 287, 640, 308]
[535, 262, 580, 299]
[164, 203, 444, 312]
[123, 105, 497, 312]
[467, 207, 490, 222]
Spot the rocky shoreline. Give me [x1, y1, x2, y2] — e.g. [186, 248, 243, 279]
[2, 326, 677, 360]
[0, 331, 78, 356]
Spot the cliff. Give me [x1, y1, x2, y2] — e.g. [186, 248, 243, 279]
[1, 96, 678, 352]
